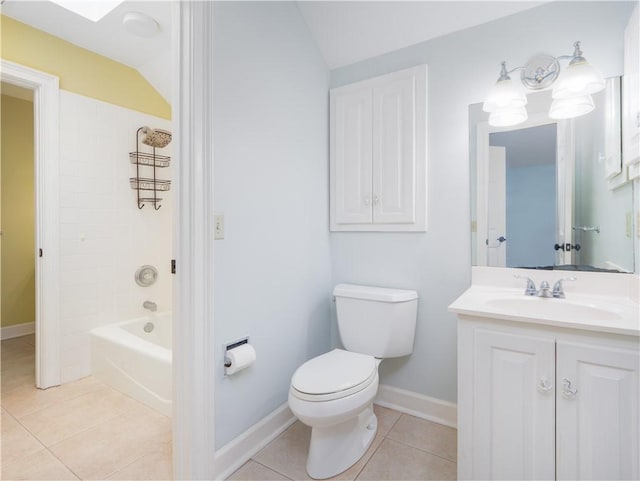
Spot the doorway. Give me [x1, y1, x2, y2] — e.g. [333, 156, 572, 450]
[1, 60, 61, 390]
[489, 123, 558, 268]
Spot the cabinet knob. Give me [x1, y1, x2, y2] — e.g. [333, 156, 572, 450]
[364, 195, 372, 206]
[561, 378, 578, 399]
[372, 194, 379, 205]
[537, 376, 553, 393]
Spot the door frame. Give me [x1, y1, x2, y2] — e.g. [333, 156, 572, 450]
[476, 113, 574, 267]
[172, 2, 216, 479]
[1, 60, 60, 389]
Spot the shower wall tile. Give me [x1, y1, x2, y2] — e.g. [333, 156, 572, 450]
[57, 90, 173, 383]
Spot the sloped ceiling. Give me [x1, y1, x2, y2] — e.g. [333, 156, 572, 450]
[3, 0, 548, 101]
[296, 1, 546, 69]
[2, 0, 172, 101]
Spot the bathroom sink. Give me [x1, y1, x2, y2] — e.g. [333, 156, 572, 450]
[484, 297, 622, 321]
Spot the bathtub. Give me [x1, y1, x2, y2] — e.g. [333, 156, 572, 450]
[90, 313, 172, 416]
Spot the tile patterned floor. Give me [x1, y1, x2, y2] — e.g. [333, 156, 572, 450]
[2, 335, 457, 481]
[229, 405, 457, 481]
[0, 335, 172, 480]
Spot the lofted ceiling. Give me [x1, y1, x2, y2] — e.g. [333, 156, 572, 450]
[1, 0, 172, 100]
[296, 1, 546, 69]
[2, 0, 548, 102]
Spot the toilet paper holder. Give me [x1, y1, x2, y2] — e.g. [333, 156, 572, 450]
[224, 337, 249, 368]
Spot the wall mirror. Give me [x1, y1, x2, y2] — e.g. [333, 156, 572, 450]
[470, 77, 635, 273]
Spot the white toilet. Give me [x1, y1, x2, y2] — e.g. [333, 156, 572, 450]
[288, 283, 418, 479]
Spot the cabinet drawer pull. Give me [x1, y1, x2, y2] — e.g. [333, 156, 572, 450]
[562, 378, 578, 398]
[537, 376, 553, 393]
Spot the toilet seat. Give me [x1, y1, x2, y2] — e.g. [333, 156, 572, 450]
[291, 349, 377, 402]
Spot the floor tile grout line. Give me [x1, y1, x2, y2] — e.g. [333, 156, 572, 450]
[250, 459, 297, 480]
[352, 433, 387, 481]
[2, 383, 112, 420]
[381, 434, 457, 464]
[43, 444, 83, 480]
[1, 405, 80, 479]
[15, 400, 140, 451]
[381, 412, 403, 436]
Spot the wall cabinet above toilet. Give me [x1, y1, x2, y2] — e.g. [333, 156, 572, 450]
[329, 65, 428, 232]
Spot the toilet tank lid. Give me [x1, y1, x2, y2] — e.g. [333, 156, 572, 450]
[333, 284, 418, 302]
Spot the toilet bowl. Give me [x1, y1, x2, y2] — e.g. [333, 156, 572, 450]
[288, 349, 381, 479]
[288, 284, 418, 480]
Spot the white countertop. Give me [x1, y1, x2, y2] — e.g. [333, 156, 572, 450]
[448, 267, 640, 337]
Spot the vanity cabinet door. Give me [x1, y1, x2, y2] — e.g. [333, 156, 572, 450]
[556, 341, 640, 481]
[472, 329, 556, 480]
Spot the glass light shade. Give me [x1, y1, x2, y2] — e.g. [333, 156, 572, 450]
[548, 95, 595, 119]
[488, 106, 528, 127]
[552, 59, 605, 99]
[483, 78, 527, 112]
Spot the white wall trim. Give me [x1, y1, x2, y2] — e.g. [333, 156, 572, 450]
[214, 404, 296, 480]
[171, 2, 216, 479]
[1, 322, 35, 340]
[374, 384, 457, 428]
[1, 59, 61, 390]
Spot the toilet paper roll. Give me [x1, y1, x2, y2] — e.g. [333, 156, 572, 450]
[225, 344, 256, 375]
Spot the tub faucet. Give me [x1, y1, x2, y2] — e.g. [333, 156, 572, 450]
[143, 301, 157, 312]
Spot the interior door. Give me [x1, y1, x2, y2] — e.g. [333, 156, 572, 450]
[487, 146, 507, 267]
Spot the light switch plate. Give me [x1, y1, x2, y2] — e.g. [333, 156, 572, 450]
[214, 214, 224, 240]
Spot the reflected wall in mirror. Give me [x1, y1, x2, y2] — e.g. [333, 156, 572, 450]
[470, 77, 635, 273]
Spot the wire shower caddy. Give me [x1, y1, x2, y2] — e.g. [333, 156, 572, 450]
[129, 127, 171, 210]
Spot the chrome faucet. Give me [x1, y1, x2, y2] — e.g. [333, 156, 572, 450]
[515, 275, 577, 298]
[143, 300, 157, 312]
[514, 275, 538, 296]
[552, 277, 577, 298]
[537, 281, 553, 298]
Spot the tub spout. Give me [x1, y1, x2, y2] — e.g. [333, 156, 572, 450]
[143, 301, 157, 312]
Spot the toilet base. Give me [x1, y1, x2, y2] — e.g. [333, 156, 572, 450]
[306, 403, 377, 479]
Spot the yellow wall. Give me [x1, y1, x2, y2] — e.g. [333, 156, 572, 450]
[1, 15, 170, 119]
[1, 94, 35, 327]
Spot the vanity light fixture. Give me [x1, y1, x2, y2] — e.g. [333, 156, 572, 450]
[483, 41, 605, 126]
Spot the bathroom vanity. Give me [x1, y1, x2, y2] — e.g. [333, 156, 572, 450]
[449, 267, 639, 480]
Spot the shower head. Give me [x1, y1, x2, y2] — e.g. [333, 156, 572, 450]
[140, 126, 172, 148]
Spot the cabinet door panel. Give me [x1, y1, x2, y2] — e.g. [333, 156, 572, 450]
[557, 341, 639, 480]
[332, 88, 373, 225]
[372, 75, 416, 224]
[473, 329, 555, 480]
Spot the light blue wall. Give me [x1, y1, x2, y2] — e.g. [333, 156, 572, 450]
[329, 1, 633, 402]
[506, 164, 556, 268]
[212, 2, 332, 448]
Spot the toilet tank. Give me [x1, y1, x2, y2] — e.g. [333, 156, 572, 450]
[333, 284, 418, 358]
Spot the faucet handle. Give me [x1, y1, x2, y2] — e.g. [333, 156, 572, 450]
[553, 277, 577, 298]
[514, 275, 537, 296]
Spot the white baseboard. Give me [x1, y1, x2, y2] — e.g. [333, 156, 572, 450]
[213, 403, 296, 480]
[374, 384, 457, 429]
[1, 322, 35, 341]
